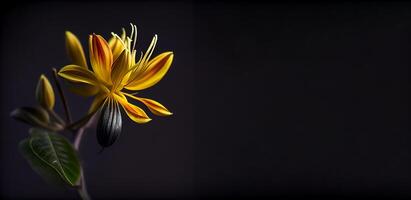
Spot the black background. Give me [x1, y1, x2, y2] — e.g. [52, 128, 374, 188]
[1, 1, 409, 199]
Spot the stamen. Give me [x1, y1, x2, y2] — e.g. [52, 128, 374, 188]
[139, 35, 158, 75]
[140, 34, 157, 66]
[136, 51, 143, 65]
[132, 24, 138, 51]
[130, 50, 136, 65]
[121, 28, 126, 41]
[128, 51, 143, 72]
[146, 34, 157, 64]
[126, 36, 132, 50]
[129, 23, 134, 44]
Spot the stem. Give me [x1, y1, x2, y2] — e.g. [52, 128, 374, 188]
[52, 68, 72, 123]
[74, 128, 85, 150]
[73, 113, 97, 200]
[73, 113, 97, 150]
[77, 171, 91, 200]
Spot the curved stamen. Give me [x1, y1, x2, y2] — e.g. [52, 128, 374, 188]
[129, 23, 134, 45]
[145, 34, 157, 65]
[126, 36, 132, 51]
[121, 28, 126, 41]
[139, 35, 157, 74]
[132, 24, 138, 51]
[140, 34, 157, 67]
[136, 51, 143, 65]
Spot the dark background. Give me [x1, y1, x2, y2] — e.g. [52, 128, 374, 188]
[0, 1, 409, 199]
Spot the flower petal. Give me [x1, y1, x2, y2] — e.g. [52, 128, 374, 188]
[65, 31, 88, 68]
[108, 34, 126, 62]
[36, 75, 55, 110]
[123, 93, 172, 116]
[58, 65, 98, 85]
[114, 93, 151, 123]
[111, 50, 132, 89]
[58, 65, 100, 96]
[67, 82, 99, 97]
[125, 52, 173, 90]
[89, 34, 113, 82]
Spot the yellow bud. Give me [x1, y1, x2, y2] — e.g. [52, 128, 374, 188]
[65, 31, 88, 68]
[36, 75, 55, 110]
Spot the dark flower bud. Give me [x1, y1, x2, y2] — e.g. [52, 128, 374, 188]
[96, 98, 122, 147]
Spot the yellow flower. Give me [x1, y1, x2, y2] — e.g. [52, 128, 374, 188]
[59, 24, 173, 124]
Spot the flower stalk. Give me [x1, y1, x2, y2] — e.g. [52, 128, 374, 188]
[74, 127, 91, 200]
[52, 68, 72, 124]
[72, 114, 96, 200]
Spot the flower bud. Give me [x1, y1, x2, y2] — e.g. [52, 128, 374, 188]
[10, 106, 49, 128]
[96, 98, 122, 147]
[36, 75, 55, 110]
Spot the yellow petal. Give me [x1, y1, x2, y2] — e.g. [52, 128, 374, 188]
[88, 93, 108, 114]
[89, 34, 113, 82]
[58, 65, 98, 85]
[67, 82, 99, 97]
[111, 50, 131, 89]
[114, 93, 151, 123]
[108, 35, 126, 62]
[65, 31, 88, 68]
[58, 65, 100, 96]
[35, 75, 55, 110]
[125, 52, 173, 90]
[124, 93, 172, 116]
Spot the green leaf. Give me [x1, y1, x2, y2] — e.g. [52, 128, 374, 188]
[19, 139, 66, 186]
[10, 106, 49, 128]
[28, 128, 81, 186]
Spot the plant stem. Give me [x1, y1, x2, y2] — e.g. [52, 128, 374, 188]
[77, 170, 91, 200]
[52, 68, 72, 123]
[73, 113, 97, 200]
[74, 127, 90, 200]
[74, 128, 86, 150]
[73, 113, 97, 150]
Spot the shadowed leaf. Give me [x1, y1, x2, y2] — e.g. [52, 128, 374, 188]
[29, 128, 81, 186]
[10, 107, 50, 128]
[19, 139, 66, 186]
